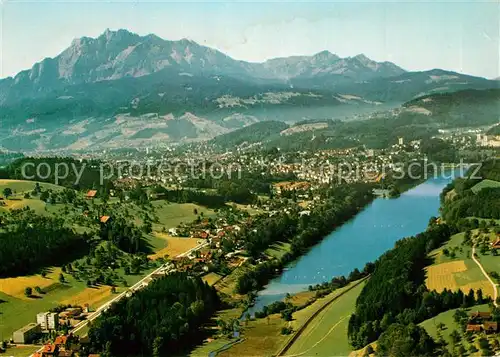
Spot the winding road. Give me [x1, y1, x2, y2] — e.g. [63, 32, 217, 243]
[471, 243, 498, 307]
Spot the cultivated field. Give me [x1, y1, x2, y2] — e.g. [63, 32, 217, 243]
[0, 268, 65, 299]
[0, 180, 67, 214]
[60, 286, 118, 307]
[426, 231, 496, 298]
[0, 265, 154, 340]
[0, 198, 47, 214]
[202, 272, 223, 286]
[219, 312, 289, 357]
[148, 233, 201, 259]
[426, 260, 467, 292]
[217, 280, 366, 357]
[0, 179, 64, 194]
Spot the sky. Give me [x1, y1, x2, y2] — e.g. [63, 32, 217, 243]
[0, 0, 499, 79]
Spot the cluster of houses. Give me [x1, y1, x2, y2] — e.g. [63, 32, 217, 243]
[491, 237, 500, 250]
[12, 307, 88, 345]
[273, 181, 311, 195]
[466, 311, 499, 334]
[33, 335, 100, 357]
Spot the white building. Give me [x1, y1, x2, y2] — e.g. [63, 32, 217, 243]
[36, 312, 59, 331]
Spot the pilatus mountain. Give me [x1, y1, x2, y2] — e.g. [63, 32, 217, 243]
[0, 29, 498, 152]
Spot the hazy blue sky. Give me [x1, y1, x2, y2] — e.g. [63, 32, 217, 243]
[0, 0, 498, 78]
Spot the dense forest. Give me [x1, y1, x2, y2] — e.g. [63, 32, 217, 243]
[347, 223, 490, 348]
[0, 157, 114, 190]
[376, 323, 437, 357]
[88, 273, 220, 356]
[443, 187, 500, 221]
[99, 216, 146, 254]
[236, 183, 374, 293]
[441, 160, 500, 222]
[0, 208, 90, 277]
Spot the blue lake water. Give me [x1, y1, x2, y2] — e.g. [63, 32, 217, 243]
[247, 171, 459, 314]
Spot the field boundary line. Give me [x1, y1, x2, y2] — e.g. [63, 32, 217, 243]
[275, 276, 369, 357]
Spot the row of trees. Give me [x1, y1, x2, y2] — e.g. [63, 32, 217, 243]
[87, 273, 220, 356]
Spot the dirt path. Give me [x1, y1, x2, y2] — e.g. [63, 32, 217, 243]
[472, 243, 498, 307]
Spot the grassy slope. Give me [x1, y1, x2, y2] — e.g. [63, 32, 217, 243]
[202, 272, 224, 286]
[1, 345, 40, 357]
[265, 242, 292, 260]
[285, 281, 366, 357]
[0, 266, 154, 340]
[151, 201, 216, 230]
[420, 304, 490, 354]
[217, 280, 365, 357]
[471, 179, 500, 194]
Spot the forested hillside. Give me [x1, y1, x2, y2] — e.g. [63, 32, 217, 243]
[210, 121, 288, 148]
[0, 157, 113, 190]
[346, 223, 487, 349]
[88, 273, 220, 356]
[198, 88, 500, 153]
[0, 208, 90, 277]
[441, 160, 500, 221]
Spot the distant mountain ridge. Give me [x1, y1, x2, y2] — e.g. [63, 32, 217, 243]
[0, 28, 406, 105]
[0, 28, 499, 153]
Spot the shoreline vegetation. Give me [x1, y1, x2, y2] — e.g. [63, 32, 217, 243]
[234, 183, 375, 297]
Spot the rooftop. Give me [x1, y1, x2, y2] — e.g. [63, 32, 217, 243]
[14, 322, 40, 334]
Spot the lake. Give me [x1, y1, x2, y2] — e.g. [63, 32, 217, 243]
[247, 170, 459, 314]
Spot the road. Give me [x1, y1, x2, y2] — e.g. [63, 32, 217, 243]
[30, 241, 209, 356]
[471, 243, 498, 307]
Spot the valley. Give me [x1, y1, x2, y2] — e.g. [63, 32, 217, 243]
[0, 4, 499, 356]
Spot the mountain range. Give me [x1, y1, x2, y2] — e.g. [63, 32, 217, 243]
[0, 28, 498, 152]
